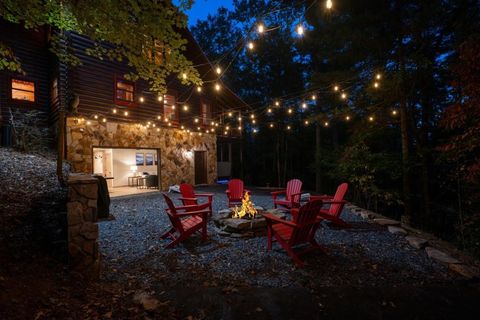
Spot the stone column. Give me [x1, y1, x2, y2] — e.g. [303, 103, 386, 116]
[67, 173, 100, 278]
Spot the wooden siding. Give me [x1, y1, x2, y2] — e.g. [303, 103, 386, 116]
[0, 21, 51, 127]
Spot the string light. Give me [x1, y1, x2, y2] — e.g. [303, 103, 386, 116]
[215, 66, 221, 74]
[211, 121, 215, 126]
[287, 125, 291, 130]
[296, 25, 304, 36]
[152, 124, 156, 127]
[157, 115, 161, 120]
[172, 105, 176, 109]
[267, 108, 272, 113]
[194, 118, 199, 123]
[324, 121, 329, 127]
[374, 82, 379, 88]
[124, 111, 129, 116]
[224, 131, 228, 135]
[275, 101, 280, 106]
[157, 95, 163, 102]
[197, 86, 202, 93]
[215, 83, 221, 91]
[257, 23, 264, 34]
[157, 128, 160, 132]
[226, 126, 230, 130]
[369, 116, 374, 122]
[182, 73, 187, 80]
[345, 115, 351, 121]
[392, 110, 398, 115]
[252, 119, 256, 124]
[247, 41, 254, 50]
[304, 120, 309, 125]
[112, 108, 117, 114]
[312, 94, 317, 100]
[181, 125, 185, 130]
[334, 85, 339, 91]
[238, 126, 242, 131]
[250, 114, 255, 119]
[341, 93, 347, 100]
[326, 0, 333, 10]
[376, 73, 382, 80]
[183, 105, 189, 111]
[94, 115, 98, 119]
[269, 123, 274, 128]
[302, 102, 307, 109]
[86, 120, 91, 125]
[253, 129, 258, 133]
[102, 118, 107, 123]
[238, 116, 242, 121]
[288, 108, 293, 114]
[139, 96, 145, 103]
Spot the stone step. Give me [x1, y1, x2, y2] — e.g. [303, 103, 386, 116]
[425, 247, 460, 264]
[405, 236, 429, 249]
[373, 218, 400, 226]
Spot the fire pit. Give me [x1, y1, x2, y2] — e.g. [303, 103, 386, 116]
[213, 193, 286, 237]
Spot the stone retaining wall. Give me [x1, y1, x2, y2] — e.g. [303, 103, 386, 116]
[66, 117, 217, 189]
[67, 173, 100, 278]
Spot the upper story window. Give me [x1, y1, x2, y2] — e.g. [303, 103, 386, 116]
[164, 94, 178, 122]
[11, 79, 35, 102]
[115, 78, 135, 105]
[201, 102, 211, 125]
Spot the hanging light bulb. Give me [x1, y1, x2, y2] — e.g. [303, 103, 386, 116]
[86, 120, 91, 125]
[112, 108, 117, 114]
[247, 41, 254, 50]
[376, 73, 382, 80]
[139, 96, 145, 103]
[228, 112, 233, 117]
[194, 118, 199, 123]
[324, 121, 329, 127]
[312, 94, 317, 100]
[369, 116, 374, 122]
[181, 125, 185, 130]
[93, 114, 98, 119]
[172, 105, 176, 109]
[253, 129, 258, 133]
[238, 116, 242, 122]
[257, 23, 264, 34]
[183, 105, 189, 111]
[182, 73, 187, 80]
[326, 0, 333, 10]
[287, 125, 291, 130]
[197, 86, 202, 93]
[250, 114, 255, 119]
[157, 128, 160, 132]
[215, 83, 221, 91]
[224, 131, 228, 135]
[392, 110, 398, 115]
[305, 120, 309, 125]
[296, 25, 304, 36]
[334, 85, 339, 91]
[302, 102, 307, 109]
[226, 125, 230, 130]
[288, 108, 293, 114]
[238, 126, 242, 131]
[341, 93, 347, 99]
[374, 82, 379, 88]
[157, 95, 163, 102]
[252, 119, 256, 124]
[345, 115, 351, 121]
[275, 101, 280, 106]
[124, 111, 129, 116]
[267, 108, 272, 113]
[215, 66, 221, 74]
[157, 115, 161, 120]
[269, 123, 274, 128]
[102, 118, 107, 123]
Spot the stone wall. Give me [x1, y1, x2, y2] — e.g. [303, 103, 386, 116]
[67, 173, 100, 278]
[66, 117, 217, 189]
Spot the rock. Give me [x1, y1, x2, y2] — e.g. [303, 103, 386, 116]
[250, 217, 267, 229]
[373, 218, 400, 226]
[425, 247, 460, 264]
[133, 292, 159, 311]
[223, 218, 251, 231]
[405, 236, 428, 249]
[360, 212, 373, 219]
[218, 209, 231, 216]
[388, 226, 407, 235]
[264, 209, 287, 220]
[448, 264, 477, 279]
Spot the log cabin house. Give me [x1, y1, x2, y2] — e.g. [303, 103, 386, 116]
[0, 20, 248, 194]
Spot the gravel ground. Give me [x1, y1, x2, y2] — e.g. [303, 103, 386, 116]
[99, 187, 457, 290]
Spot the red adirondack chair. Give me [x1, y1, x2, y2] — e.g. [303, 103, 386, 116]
[179, 183, 213, 215]
[264, 199, 325, 267]
[271, 179, 303, 210]
[310, 183, 349, 228]
[226, 179, 250, 207]
[160, 193, 209, 248]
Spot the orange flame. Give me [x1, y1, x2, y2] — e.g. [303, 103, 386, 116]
[232, 192, 257, 219]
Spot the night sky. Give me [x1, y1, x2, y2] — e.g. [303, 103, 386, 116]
[184, 0, 234, 26]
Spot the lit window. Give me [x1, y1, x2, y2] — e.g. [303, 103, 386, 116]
[115, 79, 134, 104]
[164, 94, 178, 122]
[12, 79, 35, 102]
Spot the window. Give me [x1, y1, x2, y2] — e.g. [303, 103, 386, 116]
[136, 153, 144, 166]
[201, 102, 211, 125]
[163, 94, 178, 122]
[115, 78, 135, 105]
[11, 79, 35, 102]
[145, 153, 154, 166]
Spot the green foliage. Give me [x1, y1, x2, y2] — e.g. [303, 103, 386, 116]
[0, 0, 200, 93]
[0, 42, 22, 72]
[9, 109, 51, 153]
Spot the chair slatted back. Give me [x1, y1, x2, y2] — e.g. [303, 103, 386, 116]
[162, 193, 185, 232]
[328, 183, 348, 217]
[180, 183, 197, 206]
[228, 179, 244, 200]
[286, 179, 302, 203]
[290, 200, 323, 244]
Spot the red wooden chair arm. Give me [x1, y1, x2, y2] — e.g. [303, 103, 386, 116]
[271, 190, 286, 196]
[310, 195, 333, 201]
[263, 213, 296, 227]
[321, 200, 346, 205]
[196, 193, 214, 198]
[171, 204, 206, 211]
[179, 197, 198, 202]
[167, 208, 209, 217]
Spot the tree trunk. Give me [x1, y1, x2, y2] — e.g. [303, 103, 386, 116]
[315, 122, 322, 193]
[400, 97, 412, 224]
[56, 110, 65, 185]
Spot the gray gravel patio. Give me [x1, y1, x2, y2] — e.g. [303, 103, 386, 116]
[95, 186, 479, 319]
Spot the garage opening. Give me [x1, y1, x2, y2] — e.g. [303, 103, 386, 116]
[92, 147, 160, 197]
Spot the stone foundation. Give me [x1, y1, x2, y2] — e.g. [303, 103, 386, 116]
[67, 173, 100, 278]
[66, 117, 217, 189]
